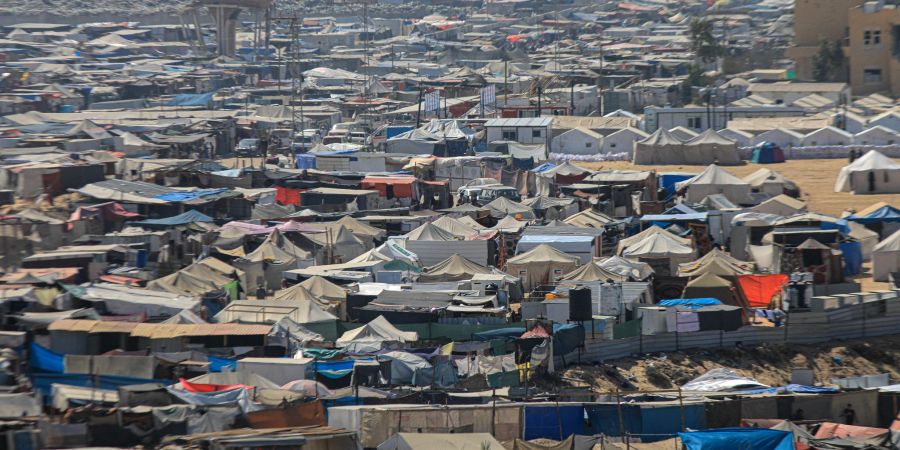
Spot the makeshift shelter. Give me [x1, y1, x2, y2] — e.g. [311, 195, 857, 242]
[835, 150, 900, 194]
[146, 270, 223, 297]
[742, 169, 798, 197]
[130, 210, 214, 229]
[298, 276, 346, 304]
[305, 224, 367, 264]
[405, 222, 489, 266]
[273, 284, 339, 314]
[681, 272, 745, 307]
[430, 216, 478, 238]
[484, 196, 536, 219]
[622, 232, 695, 276]
[677, 249, 755, 277]
[236, 229, 311, 291]
[617, 226, 692, 255]
[335, 316, 418, 352]
[418, 254, 493, 282]
[505, 244, 580, 290]
[215, 297, 338, 324]
[675, 164, 752, 204]
[236, 357, 312, 386]
[737, 274, 789, 308]
[560, 262, 626, 282]
[682, 129, 742, 165]
[750, 195, 807, 216]
[873, 229, 900, 281]
[598, 256, 655, 280]
[378, 433, 505, 450]
[633, 129, 684, 165]
[679, 428, 793, 450]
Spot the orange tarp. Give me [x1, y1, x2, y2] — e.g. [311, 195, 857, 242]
[737, 274, 789, 308]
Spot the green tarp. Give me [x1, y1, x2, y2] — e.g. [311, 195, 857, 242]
[613, 319, 642, 339]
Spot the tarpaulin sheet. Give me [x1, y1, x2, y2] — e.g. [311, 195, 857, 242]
[586, 403, 640, 437]
[313, 359, 356, 379]
[208, 356, 236, 372]
[488, 370, 520, 388]
[152, 188, 228, 202]
[659, 298, 722, 308]
[31, 373, 164, 401]
[553, 323, 584, 355]
[167, 92, 214, 107]
[301, 348, 344, 360]
[641, 404, 706, 441]
[165, 386, 264, 412]
[245, 401, 326, 428]
[840, 241, 863, 276]
[736, 274, 789, 308]
[31, 342, 64, 373]
[680, 428, 794, 450]
[848, 206, 900, 224]
[179, 378, 251, 393]
[130, 210, 214, 227]
[739, 384, 839, 395]
[523, 404, 585, 440]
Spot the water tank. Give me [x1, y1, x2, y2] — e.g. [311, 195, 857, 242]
[569, 286, 592, 321]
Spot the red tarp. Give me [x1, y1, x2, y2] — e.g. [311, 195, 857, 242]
[814, 422, 889, 439]
[275, 186, 303, 205]
[737, 274, 789, 308]
[67, 202, 140, 230]
[179, 378, 252, 393]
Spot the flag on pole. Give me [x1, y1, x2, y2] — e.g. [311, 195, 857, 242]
[480, 84, 496, 106]
[424, 90, 441, 112]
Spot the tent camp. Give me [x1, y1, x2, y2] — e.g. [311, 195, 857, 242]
[675, 164, 752, 204]
[335, 315, 418, 352]
[273, 284, 340, 314]
[677, 248, 755, 277]
[418, 254, 493, 282]
[298, 276, 346, 304]
[835, 150, 900, 194]
[430, 216, 478, 238]
[378, 433, 505, 450]
[598, 256, 655, 280]
[742, 169, 798, 197]
[617, 225, 692, 255]
[873, 230, 900, 281]
[304, 224, 367, 264]
[484, 196, 536, 219]
[235, 229, 312, 291]
[633, 129, 684, 165]
[682, 129, 742, 165]
[215, 296, 338, 324]
[405, 222, 489, 266]
[505, 244, 580, 290]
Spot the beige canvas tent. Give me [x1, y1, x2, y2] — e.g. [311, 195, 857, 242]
[617, 225, 692, 255]
[675, 164, 752, 204]
[418, 254, 493, 282]
[873, 229, 900, 281]
[273, 284, 339, 314]
[622, 231, 695, 276]
[743, 168, 799, 196]
[682, 129, 741, 165]
[235, 229, 312, 291]
[298, 276, 346, 303]
[430, 216, 478, 238]
[598, 256, 655, 280]
[505, 244, 579, 290]
[681, 272, 746, 308]
[215, 296, 338, 324]
[336, 315, 418, 351]
[677, 248, 755, 277]
[484, 196, 536, 219]
[561, 261, 627, 282]
[835, 150, 900, 194]
[633, 128, 685, 165]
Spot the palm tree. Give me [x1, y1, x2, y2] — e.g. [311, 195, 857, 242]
[689, 18, 722, 63]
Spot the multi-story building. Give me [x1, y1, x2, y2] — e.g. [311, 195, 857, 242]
[786, 0, 865, 81]
[846, 2, 900, 95]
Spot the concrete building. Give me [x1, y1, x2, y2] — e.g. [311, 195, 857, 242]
[746, 82, 851, 105]
[643, 105, 807, 132]
[846, 2, 900, 96]
[484, 117, 553, 146]
[786, 0, 864, 81]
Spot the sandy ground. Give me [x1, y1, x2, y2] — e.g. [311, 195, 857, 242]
[562, 335, 900, 392]
[576, 159, 899, 217]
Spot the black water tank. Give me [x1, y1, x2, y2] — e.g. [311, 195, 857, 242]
[569, 286, 592, 321]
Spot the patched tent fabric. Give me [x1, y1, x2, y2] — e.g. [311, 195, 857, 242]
[505, 244, 580, 290]
[737, 274, 789, 308]
[418, 254, 493, 282]
[598, 256, 655, 280]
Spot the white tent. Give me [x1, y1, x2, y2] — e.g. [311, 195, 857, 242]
[335, 315, 418, 352]
[617, 225, 692, 255]
[873, 229, 900, 281]
[505, 244, 579, 290]
[622, 231, 695, 275]
[675, 164, 752, 204]
[834, 150, 900, 194]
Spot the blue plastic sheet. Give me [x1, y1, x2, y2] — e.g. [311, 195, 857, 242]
[167, 92, 215, 107]
[738, 384, 840, 394]
[680, 428, 794, 450]
[313, 360, 357, 379]
[130, 210, 214, 227]
[658, 298, 722, 308]
[152, 188, 229, 202]
[847, 206, 900, 224]
[208, 356, 237, 372]
[30, 342, 64, 373]
[840, 241, 863, 276]
[523, 404, 586, 440]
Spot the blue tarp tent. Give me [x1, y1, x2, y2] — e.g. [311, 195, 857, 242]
[167, 92, 215, 107]
[848, 205, 900, 224]
[680, 428, 794, 450]
[524, 404, 586, 440]
[30, 342, 64, 373]
[751, 142, 786, 164]
[659, 173, 696, 198]
[130, 210, 214, 228]
[153, 188, 229, 203]
[208, 356, 237, 372]
[737, 384, 839, 394]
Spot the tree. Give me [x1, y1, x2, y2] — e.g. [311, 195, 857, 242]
[689, 18, 723, 63]
[681, 64, 707, 103]
[812, 37, 846, 81]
